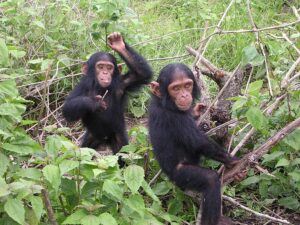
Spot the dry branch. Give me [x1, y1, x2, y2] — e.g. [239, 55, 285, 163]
[224, 117, 300, 184]
[41, 189, 59, 225]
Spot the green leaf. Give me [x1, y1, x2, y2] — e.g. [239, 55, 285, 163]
[103, 179, 123, 201]
[29, 196, 43, 222]
[288, 171, 300, 182]
[0, 182, 10, 198]
[41, 59, 54, 71]
[32, 20, 45, 30]
[0, 38, 9, 66]
[45, 135, 62, 158]
[131, 106, 145, 117]
[141, 180, 160, 202]
[0, 103, 26, 121]
[28, 58, 43, 64]
[262, 151, 284, 164]
[0, 152, 9, 176]
[152, 181, 172, 196]
[4, 198, 25, 225]
[241, 176, 260, 186]
[124, 165, 144, 194]
[2, 132, 41, 155]
[241, 44, 264, 66]
[63, 209, 87, 224]
[98, 213, 118, 225]
[283, 128, 300, 151]
[42, 165, 61, 192]
[246, 107, 268, 131]
[124, 194, 145, 218]
[247, 80, 263, 96]
[81, 215, 101, 225]
[10, 50, 26, 59]
[59, 160, 79, 175]
[18, 168, 42, 180]
[0, 80, 18, 97]
[278, 197, 300, 210]
[275, 158, 289, 168]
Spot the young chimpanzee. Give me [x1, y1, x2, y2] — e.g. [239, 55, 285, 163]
[149, 63, 239, 225]
[63, 32, 152, 153]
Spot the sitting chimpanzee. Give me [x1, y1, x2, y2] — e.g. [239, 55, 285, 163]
[63, 32, 152, 153]
[149, 63, 239, 225]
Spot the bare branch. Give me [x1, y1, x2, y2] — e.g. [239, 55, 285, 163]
[223, 195, 291, 224]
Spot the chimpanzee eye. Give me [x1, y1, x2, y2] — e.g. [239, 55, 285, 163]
[173, 86, 180, 91]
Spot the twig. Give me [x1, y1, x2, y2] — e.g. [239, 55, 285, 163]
[41, 189, 58, 225]
[292, 6, 300, 20]
[282, 33, 300, 55]
[149, 169, 162, 186]
[281, 56, 300, 89]
[223, 195, 291, 224]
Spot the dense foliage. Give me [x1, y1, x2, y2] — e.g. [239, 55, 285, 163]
[0, 0, 299, 224]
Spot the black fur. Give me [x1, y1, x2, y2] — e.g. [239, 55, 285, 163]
[63, 43, 152, 153]
[149, 63, 234, 225]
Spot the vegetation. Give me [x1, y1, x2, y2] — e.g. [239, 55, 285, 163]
[0, 0, 299, 224]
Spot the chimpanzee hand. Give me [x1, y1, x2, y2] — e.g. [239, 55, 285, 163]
[95, 95, 107, 111]
[192, 103, 206, 119]
[225, 157, 247, 181]
[108, 32, 126, 52]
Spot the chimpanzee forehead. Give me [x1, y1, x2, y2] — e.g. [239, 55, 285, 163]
[170, 69, 190, 81]
[95, 60, 114, 67]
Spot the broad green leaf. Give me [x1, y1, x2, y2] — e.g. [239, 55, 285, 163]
[124, 165, 144, 194]
[231, 96, 247, 112]
[29, 196, 43, 222]
[278, 197, 300, 210]
[241, 44, 264, 66]
[0, 103, 26, 121]
[262, 151, 284, 164]
[98, 213, 118, 225]
[0, 80, 18, 97]
[141, 180, 160, 202]
[28, 58, 43, 64]
[152, 181, 172, 196]
[81, 215, 101, 225]
[124, 194, 145, 218]
[103, 179, 123, 201]
[131, 106, 145, 117]
[0, 38, 9, 66]
[18, 168, 42, 180]
[0, 183, 10, 198]
[288, 171, 300, 182]
[41, 59, 54, 71]
[246, 107, 268, 131]
[0, 152, 9, 176]
[120, 144, 137, 153]
[59, 160, 79, 175]
[275, 158, 289, 168]
[45, 135, 62, 158]
[32, 20, 45, 30]
[43, 165, 61, 192]
[4, 198, 25, 225]
[2, 132, 41, 155]
[247, 80, 263, 96]
[10, 50, 26, 59]
[283, 128, 300, 151]
[240, 176, 260, 186]
[63, 209, 87, 224]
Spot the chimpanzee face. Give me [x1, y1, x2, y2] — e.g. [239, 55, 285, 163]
[95, 60, 115, 88]
[167, 71, 194, 111]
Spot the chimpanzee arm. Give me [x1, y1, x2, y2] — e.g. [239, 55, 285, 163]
[196, 134, 235, 164]
[117, 43, 152, 91]
[63, 82, 98, 122]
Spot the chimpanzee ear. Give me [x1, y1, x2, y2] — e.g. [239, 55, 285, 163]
[117, 64, 123, 73]
[150, 81, 161, 97]
[81, 63, 88, 75]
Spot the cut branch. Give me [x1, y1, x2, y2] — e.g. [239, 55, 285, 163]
[224, 117, 300, 184]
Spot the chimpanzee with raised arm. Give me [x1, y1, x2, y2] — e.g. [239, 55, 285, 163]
[63, 32, 152, 153]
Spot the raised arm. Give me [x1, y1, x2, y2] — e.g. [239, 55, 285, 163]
[108, 32, 152, 91]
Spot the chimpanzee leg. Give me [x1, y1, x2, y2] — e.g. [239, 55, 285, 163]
[173, 165, 221, 225]
[111, 131, 128, 154]
[81, 131, 101, 149]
